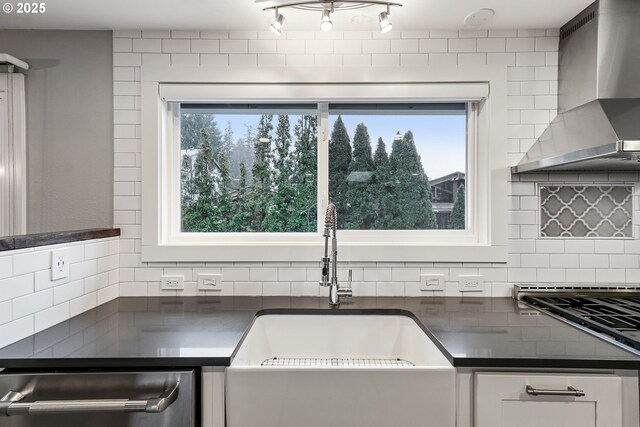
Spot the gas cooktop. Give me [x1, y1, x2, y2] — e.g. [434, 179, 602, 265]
[514, 285, 640, 354]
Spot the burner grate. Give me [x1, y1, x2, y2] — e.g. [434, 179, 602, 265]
[261, 357, 414, 367]
[524, 295, 640, 350]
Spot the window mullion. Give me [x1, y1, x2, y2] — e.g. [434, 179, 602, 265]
[317, 102, 329, 233]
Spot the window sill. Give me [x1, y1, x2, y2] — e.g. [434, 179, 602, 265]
[141, 241, 508, 263]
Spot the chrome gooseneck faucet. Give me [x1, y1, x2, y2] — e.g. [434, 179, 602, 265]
[320, 203, 352, 305]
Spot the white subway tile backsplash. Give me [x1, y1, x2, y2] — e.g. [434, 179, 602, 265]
[0, 256, 12, 279]
[448, 38, 476, 52]
[12, 289, 53, 319]
[200, 54, 229, 66]
[419, 39, 448, 53]
[250, 268, 278, 282]
[0, 315, 33, 348]
[262, 282, 291, 296]
[171, 54, 200, 66]
[162, 39, 190, 53]
[390, 39, 419, 53]
[362, 39, 390, 54]
[34, 303, 69, 333]
[234, 282, 262, 296]
[69, 293, 97, 318]
[376, 282, 404, 296]
[106, 28, 640, 307]
[113, 53, 142, 66]
[132, 39, 162, 52]
[428, 53, 457, 65]
[0, 274, 34, 303]
[13, 250, 49, 275]
[248, 39, 276, 54]
[0, 301, 12, 325]
[400, 54, 429, 66]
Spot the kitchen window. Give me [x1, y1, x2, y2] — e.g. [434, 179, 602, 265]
[141, 67, 507, 262]
[177, 103, 467, 235]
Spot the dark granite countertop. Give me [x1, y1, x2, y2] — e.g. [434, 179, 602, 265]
[0, 228, 120, 252]
[0, 296, 638, 370]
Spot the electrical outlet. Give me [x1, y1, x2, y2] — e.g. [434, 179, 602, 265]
[198, 273, 223, 291]
[458, 274, 484, 292]
[420, 274, 445, 291]
[51, 248, 69, 280]
[161, 275, 184, 290]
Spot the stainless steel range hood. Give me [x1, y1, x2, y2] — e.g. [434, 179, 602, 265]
[512, 0, 640, 173]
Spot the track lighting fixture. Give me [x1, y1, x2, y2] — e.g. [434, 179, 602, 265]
[261, 1, 402, 35]
[378, 5, 392, 33]
[320, 8, 333, 31]
[270, 8, 285, 35]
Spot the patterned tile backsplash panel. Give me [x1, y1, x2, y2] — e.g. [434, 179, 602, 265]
[540, 185, 633, 238]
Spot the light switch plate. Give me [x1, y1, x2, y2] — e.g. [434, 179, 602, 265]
[51, 248, 69, 280]
[161, 275, 184, 290]
[458, 274, 484, 292]
[198, 273, 223, 291]
[420, 274, 445, 291]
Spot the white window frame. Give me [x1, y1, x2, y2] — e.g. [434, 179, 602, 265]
[141, 66, 508, 262]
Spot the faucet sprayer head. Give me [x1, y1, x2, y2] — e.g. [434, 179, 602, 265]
[324, 203, 337, 233]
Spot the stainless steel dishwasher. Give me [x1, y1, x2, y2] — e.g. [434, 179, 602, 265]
[0, 370, 195, 427]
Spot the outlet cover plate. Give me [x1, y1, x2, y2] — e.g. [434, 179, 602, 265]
[198, 273, 223, 291]
[161, 275, 184, 290]
[420, 274, 445, 291]
[458, 274, 484, 292]
[51, 248, 70, 280]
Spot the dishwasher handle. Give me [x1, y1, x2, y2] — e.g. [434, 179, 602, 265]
[0, 381, 179, 416]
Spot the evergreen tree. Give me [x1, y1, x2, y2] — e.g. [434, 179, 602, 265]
[181, 113, 223, 153]
[288, 115, 318, 232]
[210, 149, 233, 231]
[328, 116, 352, 229]
[388, 130, 437, 230]
[183, 129, 216, 231]
[222, 121, 234, 157]
[371, 137, 394, 229]
[448, 184, 465, 229]
[248, 114, 274, 231]
[229, 162, 252, 232]
[180, 154, 195, 230]
[345, 123, 375, 229]
[263, 115, 293, 232]
[231, 125, 255, 186]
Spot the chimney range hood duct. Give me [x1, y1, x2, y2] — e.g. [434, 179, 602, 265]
[512, 0, 640, 173]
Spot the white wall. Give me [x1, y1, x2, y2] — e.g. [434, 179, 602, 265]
[113, 29, 640, 298]
[0, 237, 119, 348]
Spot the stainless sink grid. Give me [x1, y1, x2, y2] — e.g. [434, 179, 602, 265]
[260, 357, 414, 367]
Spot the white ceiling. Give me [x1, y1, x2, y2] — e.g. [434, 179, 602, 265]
[0, 0, 592, 31]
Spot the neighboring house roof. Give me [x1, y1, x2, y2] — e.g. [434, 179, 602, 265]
[430, 171, 465, 186]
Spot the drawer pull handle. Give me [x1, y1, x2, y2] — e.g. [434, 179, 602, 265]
[526, 385, 585, 397]
[0, 381, 179, 416]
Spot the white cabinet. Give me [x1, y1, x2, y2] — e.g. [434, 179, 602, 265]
[475, 372, 623, 427]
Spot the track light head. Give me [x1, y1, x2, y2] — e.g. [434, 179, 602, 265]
[270, 9, 285, 35]
[378, 7, 392, 34]
[320, 8, 333, 31]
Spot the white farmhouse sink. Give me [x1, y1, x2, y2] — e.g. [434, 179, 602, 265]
[226, 313, 455, 427]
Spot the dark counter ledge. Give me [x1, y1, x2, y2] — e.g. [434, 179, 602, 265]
[0, 228, 120, 252]
[0, 296, 638, 370]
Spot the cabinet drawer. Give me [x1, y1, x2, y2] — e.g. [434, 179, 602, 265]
[475, 372, 622, 427]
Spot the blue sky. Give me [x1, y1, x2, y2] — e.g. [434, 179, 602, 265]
[213, 112, 466, 180]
